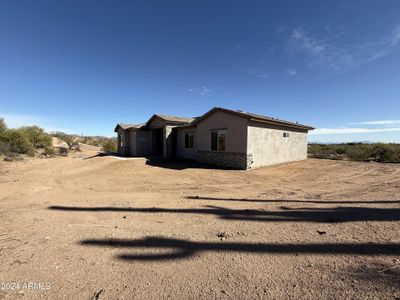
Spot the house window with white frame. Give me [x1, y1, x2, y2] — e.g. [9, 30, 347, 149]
[211, 129, 227, 151]
[283, 132, 290, 138]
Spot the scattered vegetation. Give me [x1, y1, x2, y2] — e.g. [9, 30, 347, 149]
[82, 136, 116, 147]
[0, 118, 53, 157]
[308, 143, 400, 163]
[52, 132, 116, 153]
[0, 118, 116, 159]
[52, 131, 81, 151]
[101, 139, 117, 153]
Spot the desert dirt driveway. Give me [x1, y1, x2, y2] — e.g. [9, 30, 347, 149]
[0, 153, 399, 300]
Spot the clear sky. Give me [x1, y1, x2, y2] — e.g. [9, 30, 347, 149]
[0, 1, 400, 142]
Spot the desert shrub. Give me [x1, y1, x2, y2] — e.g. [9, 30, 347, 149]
[345, 144, 372, 161]
[0, 129, 35, 156]
[59, 147, 69, 156]
[53, 132, 80, 151]
[0, 118, 6, 133]
[308, 144, 339, 159]
[0, 119, 10, 155]
[309, 143, 400, 163]
[0, 120, 54, 157]
[102, 140, 116, 153]
[0, 140, 11, 156]
[370, 143, 400, 162]
[44, 146, 55, 156]
[81, 136, 117, 148]
[17, 126, 53, 149]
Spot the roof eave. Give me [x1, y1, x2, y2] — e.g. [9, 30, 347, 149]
[249, 118, 314, 131]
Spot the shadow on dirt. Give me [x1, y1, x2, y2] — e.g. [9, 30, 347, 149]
[82, 154, 234, 170]
[79, 236, 400, 261]
[82, 152, 114, 160]
[344, 262, 400, 291]
[49, 205, 400, 223]
[144, 157, 235, 170]
[186, 196, 400, 205]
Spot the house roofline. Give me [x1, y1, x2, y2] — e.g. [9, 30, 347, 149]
[189, 107, 314, 131]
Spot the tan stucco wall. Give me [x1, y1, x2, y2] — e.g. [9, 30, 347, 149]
[135, 130, 151, 156]
[117, 128, 131, 156]
[148, 117, 165, 129]
[176, 128, 197, 159]
[196, 111, 248, 153]
[129, 130, 136, 156]
[247, 121, 308, 168]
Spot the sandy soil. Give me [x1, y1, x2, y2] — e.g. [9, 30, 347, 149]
[0, 149, 399, 300]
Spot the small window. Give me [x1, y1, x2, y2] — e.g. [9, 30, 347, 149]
[184, 132, 194, 148]
[283, 132, 290, 138]
[211, 130, 227, 151]
[211, 132, 218, 151]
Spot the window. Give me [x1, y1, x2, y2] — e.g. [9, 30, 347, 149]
[211, 130, 227, 151]
[283, 132, 290, 138]
[184, 132, 194, 149]
[211, 132, 218, 151]
[119, 133, 125, 147]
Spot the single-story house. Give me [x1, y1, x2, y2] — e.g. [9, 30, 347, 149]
[114, 107, 314, 169]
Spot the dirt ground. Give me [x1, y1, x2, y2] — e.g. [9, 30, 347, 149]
[0, 147, 399, 300]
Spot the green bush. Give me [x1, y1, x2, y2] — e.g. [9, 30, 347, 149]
[17, 126, 53, 149]
[53, 132, 80, 150]
[345, 144, 372, 161]
[0, 129, 35, 156]
[102, 140, 116, 153]
[308, 143, 400, 163]
[371, 143, 400, 162]
[0, 118, 6, 132]
[0, 140, 11, 156]
[0, 119, 54, 157]
[44, 146, 55, 156]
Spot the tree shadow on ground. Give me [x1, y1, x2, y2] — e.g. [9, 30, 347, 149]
[79, 236, 400, 261]
[343, 262, 400, 292]
[49, 205, 400, 223]
[185, 196, 400, 205]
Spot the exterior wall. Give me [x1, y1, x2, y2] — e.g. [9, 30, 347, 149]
[128, 130, 136, 156]
[164, 125, 174, 157]
[136, 130, 151, 156]
[247, 121, 308, 168]
[135, 130, 151, 156]
[197, 151, 250, 169]
[149, 117, 181, 158]
[196, 111, 248, 152]
[148, 117, 166, 157]
[149, 117, 165, 129]
[117, 128, 131, 156]
[176, 128, 197, 159]
[195, 111, 249, 169]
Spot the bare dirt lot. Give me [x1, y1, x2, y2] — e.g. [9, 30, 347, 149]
[1, 149, 399, 300]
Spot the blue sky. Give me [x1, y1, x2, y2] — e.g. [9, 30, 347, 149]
[0, 1, 400, 142]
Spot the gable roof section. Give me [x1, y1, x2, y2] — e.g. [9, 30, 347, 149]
[190, 107, 314, 131]
[114, 123, 145, 132]
[146, 114, 195, 126]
